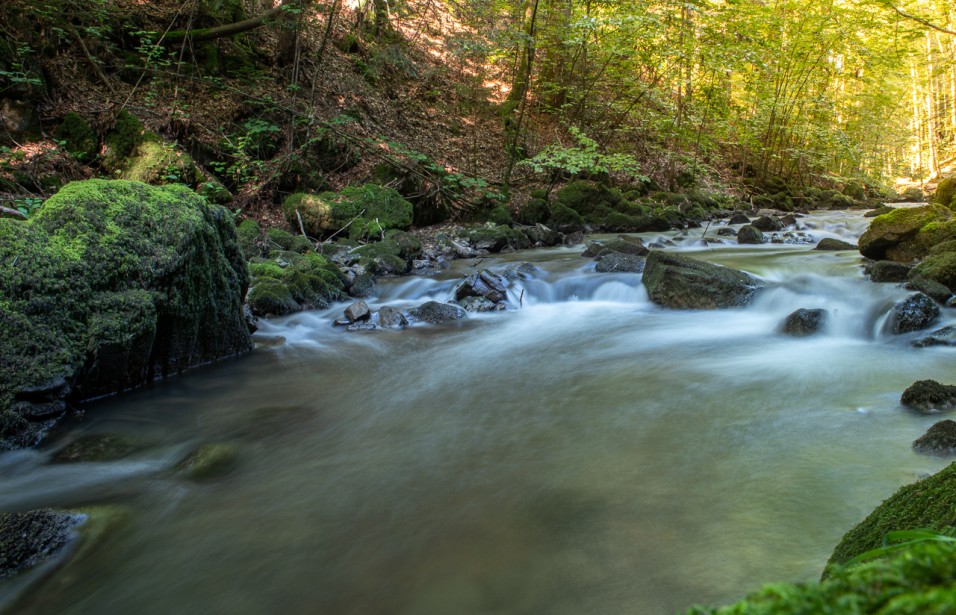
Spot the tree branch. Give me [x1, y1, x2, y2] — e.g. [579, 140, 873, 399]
[162, 0, 302, 45]
[884, 2, 956, 36]
[1, 206, 28, 220]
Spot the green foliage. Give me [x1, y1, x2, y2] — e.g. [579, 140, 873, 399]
[521, 127, 646, 181]
[54, 113, 98, 163]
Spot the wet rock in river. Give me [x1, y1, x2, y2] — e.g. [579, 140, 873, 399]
[594, 252, 645, 273]
[348, 273, 376, 298]
[913, 420, 956, 455]
[912, 326, 956, 348]
[408, 301, 468, 324]
[884, 293, 939, 334]
[716, 227, 737, 237]
[642, 250, 763, 309]
[814, 238, 857, 251]
[782, 308, 827, 337]
[177, 443, 239, 480]
[752, 216, 784, 232]
[454, 270, 508, 304]
[376, 306, 409, 329]
[455, 296, 504, 312]
[344, 300, 371, 323]
[867, 260, 912, 283]
[728, 212, 751, 225]
[0, 509, 83, 579]
[737, 225, 765, 245]
[901, 380, 956, 414]
[52, 433, 151, 463]
[905, 277, 952, 304]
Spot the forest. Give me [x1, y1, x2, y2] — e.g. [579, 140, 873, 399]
[3, 0, 956, 613]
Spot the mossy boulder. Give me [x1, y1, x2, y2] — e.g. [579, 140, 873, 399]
[518, 198, 550, 225]
[910, 251, 956, 292]
[642, 251, 763, 309]
[548, 202, 585, 232]
[0, 180, 252, 449]
[693, 541, 956, 614]
[54, 113, 98, 164]
[913, 420, 956, 455]
[826, 462, 956, 569]
[553, 180, 623, 217]
[246, 251, 347, 316]
[283, 184, 413, 239]
[934, 176, 956, 210]
[858, 204, 954, 262]
[814, 238, 857, 251]
[901, 380, 956, 414]
[236, 219, 267, 259]
[459, 224, 531, 253]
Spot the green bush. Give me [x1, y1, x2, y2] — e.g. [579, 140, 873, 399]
[54, 113, 98, 163]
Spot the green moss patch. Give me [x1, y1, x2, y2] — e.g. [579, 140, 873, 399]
[283, 184, 413, 239]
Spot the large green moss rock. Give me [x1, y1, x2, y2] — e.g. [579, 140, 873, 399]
[642, 251, 763, 309]
[858, 205, 954, 262]
[934, 176, 956, 210]
[283, 184, 413, 239]
[246, 251, 347, 317]
[826, 462, 956, 569]
[910, 251, 956, 292]
[689, 541, 956, 614]
[0, 180, 252, 449]
[553, 180, 623, 216]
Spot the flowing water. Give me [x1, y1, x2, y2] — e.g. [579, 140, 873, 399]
[3, 210, 955, 614]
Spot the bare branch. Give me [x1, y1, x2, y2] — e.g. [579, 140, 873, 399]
[884, 2, 956, 36]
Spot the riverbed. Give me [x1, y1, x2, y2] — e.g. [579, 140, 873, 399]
[2, 210, 953, 614]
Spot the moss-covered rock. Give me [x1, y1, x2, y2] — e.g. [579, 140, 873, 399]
[934, 176, 956, 210]
[488, 205, 513, 226]
[236, 219, 266, 259]
[246, 277, 298, 316]
[0, 180, 252, 449]
[518, 198, 550, 225]
[102, 110, 146, 168]
[642, 251, 763, 309]
[176, 442, 239, 480]
[910, 251, 956, 292]
[548, 202, 585, 232]
[54, 113, 98, 164]
[246, 250, 346, 316]
[0, 509, 83, 580]
[858, 204, 954, 262]
[553, 180, 623, 216]
[826, 462, 956, 569]
[283, 184, 413, 239]
[692, 541, 956, 614]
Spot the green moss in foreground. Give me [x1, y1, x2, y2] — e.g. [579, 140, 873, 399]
[688, 542, 956, 615]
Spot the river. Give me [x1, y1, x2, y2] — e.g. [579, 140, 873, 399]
[2, 210, 953, 614]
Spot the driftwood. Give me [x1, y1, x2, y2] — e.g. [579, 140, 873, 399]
[0, 206, 28, 220]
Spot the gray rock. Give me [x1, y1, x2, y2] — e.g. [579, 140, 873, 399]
[456, 296, 503, 312]
[408, 301, 468, 324]
[346, 322, 377, 332]
[782, 308, 827, 337]
[728, 212, 751, 225]
[642, 251, 763, 309]
[349, 273, 376, 298]
[901, 379, 956, 414]
[716, 227, 738, 237]
[912, 326, 956, 348]
[454, 270, 508, 303]
[737, 225, 765, 244]
[594, 252, 645, 273]
[500, 262, 540, 281]
[344, 301, 371, 323]
[376, 306, 408, 329]
[0, 509, 83, 579]
[752, 216, 784, 232]
[913, 420, 956, 455]
[868, 260, 912, 283]
[885, 293, 939, 334]
[525, 223, 563, 247]
[814, 238, 857, 251]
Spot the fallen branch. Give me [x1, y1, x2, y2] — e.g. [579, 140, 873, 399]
[162, 1, 298, 45]
[0, 206, 28, 220]
[322, 208, 366, 245]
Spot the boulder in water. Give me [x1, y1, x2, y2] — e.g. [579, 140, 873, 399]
[376, 306, 409, 329]
[912, 325, 956, 348]
[885, 293, 939, 334]
[901, 379, 956, 414]
[858, 204, 954, 262]
[456, 296, 504, 312]
[867, 260, 912, 283]
[904, 277, 952, 304]
[782, 308, 827, 337]
[642, 251, 762, 309]
[814, 238, 857, 251]
[728, 212, 751, 225]
[594, 252, 645, 273]
[752, 216, 784, 232]
[344, 301, 371, 323]
[0, 509, 84, 579]
[737, 225, 765, 244]
[913, 420, 956, 455]
[454, 269, 508, 304]
[408, 301, 468, 324]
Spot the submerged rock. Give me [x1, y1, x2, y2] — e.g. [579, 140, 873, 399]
[0, 509, 83, 579]
[901, 379, 956, 414]
[913, 420, 956, 455]
[408, 301, 468, 324]
[177, 443, 239, 480]
[642, 251, 762, 309]
[814, 237, 857, 251]
[52, 433, 151, 463]
[781, 308, 827, 337]
[885, 293, 939, 334]
[912, 325, 956, 348]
